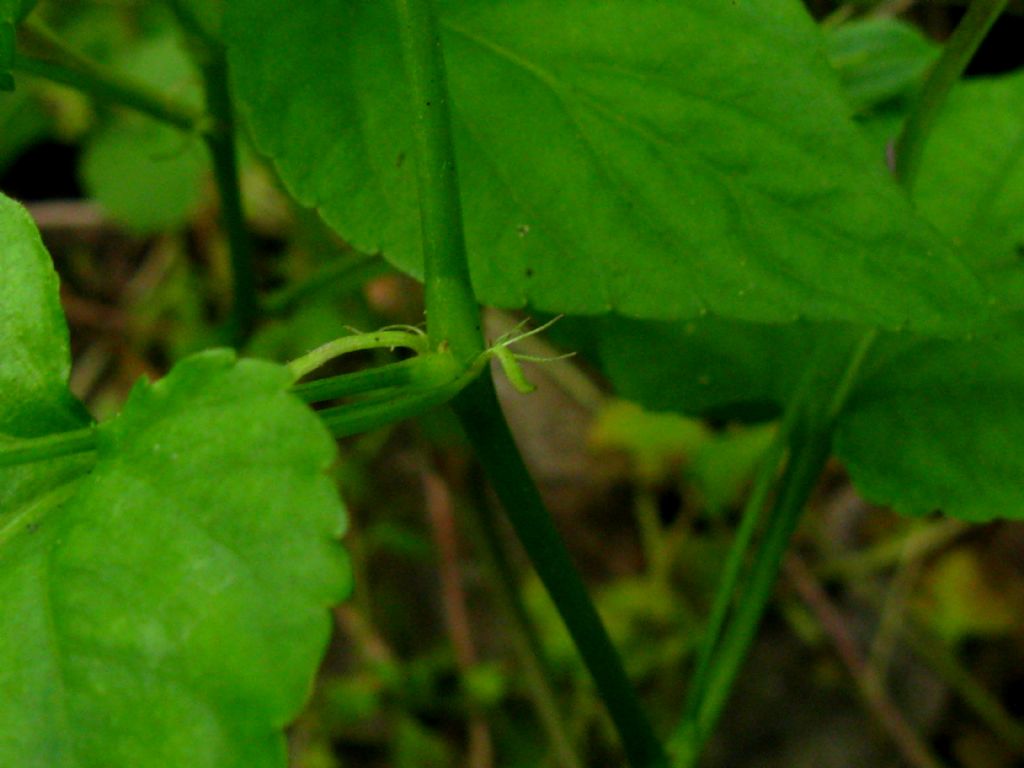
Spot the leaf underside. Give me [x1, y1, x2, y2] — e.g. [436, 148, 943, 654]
[225, 0, 984, 333]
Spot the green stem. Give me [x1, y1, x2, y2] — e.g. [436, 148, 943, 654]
[670, 0, 1001, 746]
[673, 425, 834, 767]
[12, 19, 204, 132]
[394, 1, 663, 763]
[673, 331, 878, 765]
[199, 46, 258, 346]
[288, 330, 429, 381]
[394, 0, 482, 363]
[319, 378, 467, 438]
[681, 390, 806, 723]
[893, 0, 1008, 189]
[292, 357, 428, 404]
[462, 488, 585, 768]
[454, 376, 667, 768]
[0, 426, 97, 468]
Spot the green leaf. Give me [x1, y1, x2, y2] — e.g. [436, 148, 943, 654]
[826, 18, 938, 115]
[590, 316, 817, 422]
[225, 0, 984, 332]
[0, 193, 87, 438]
[913, 71, 1024, 313]
[688, 424, 776, 517]
[834, 329, 1024, 521]
[596, 316, 1024, 520]
[80, 34, 209, 233]
[817, 69, 1024, 520]
[81, 118, 208, 232]
[0, 351, 352, 767]
[0, 192, 92, 523]
[582, 31, 1024, 522]
[0, 192, 350, 765]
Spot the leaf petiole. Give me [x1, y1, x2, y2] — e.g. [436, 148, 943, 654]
[893, 0, 1009, 188]
[288, 329, 431, 381]
[11, 18, 205, 133]
[0, 426, 97, 469]
[317, 375, 470, 438]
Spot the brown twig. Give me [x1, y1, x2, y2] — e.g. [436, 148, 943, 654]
[26, 199, 108, 235]
[422, 466, 495, 768]
[785, 554, 952, 768]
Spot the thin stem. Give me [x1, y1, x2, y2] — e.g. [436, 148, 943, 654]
[0, 426, 97, 468]
[634, 486, 667, 580]
[421, 468, 495, 768]
[291, 357, 426, 404]
[902, 620, 1024, 754]
[454, 376, 668, 768]
[682, 392, 805, 723]
[673, 332, 878, 765]
[826, 330, 878, 421]
[395, 1, 662, 762]
[394, 0, 482, 363]
[12, 19, 204, 133]
[318, 374, 470, 438]
[820, 518, 968, 579]
[893, 0, 1008, 189]
[673, 425, 834, 767]
[199, 46, 258, 346]
[288, 330, 429, 381]
[462, 484, 585, 768]
[786, 556, 949, 768]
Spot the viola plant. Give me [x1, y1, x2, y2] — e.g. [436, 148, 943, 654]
[2, 0, 1023, 766]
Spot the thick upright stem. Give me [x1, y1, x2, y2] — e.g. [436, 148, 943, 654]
[893, 0, 1008, 189]
[394, 0, 482, 363]
[200, 47, 258, 346]
[454, 376, 668, 768]
[394, 1, 665, 764]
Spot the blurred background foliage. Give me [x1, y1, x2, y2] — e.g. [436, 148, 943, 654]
[2, 1, 1024, 766]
